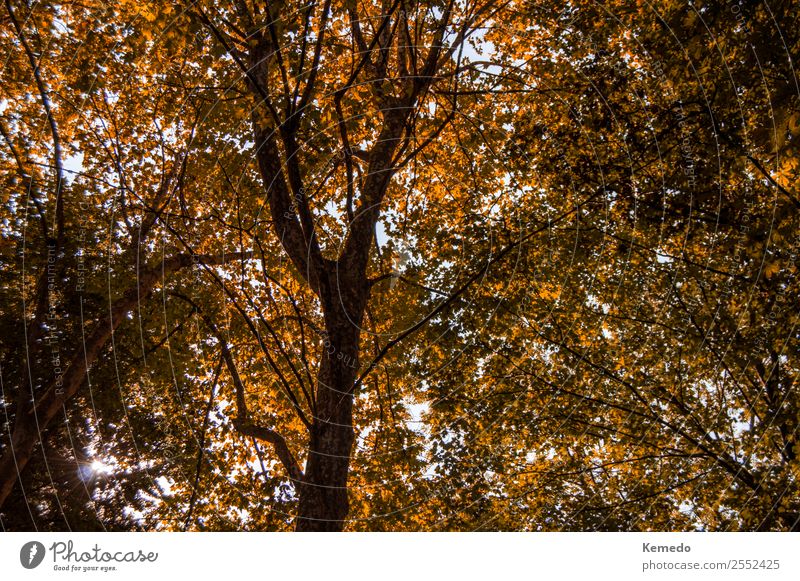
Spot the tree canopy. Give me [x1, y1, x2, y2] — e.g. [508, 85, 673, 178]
[0, 0, 798, 531]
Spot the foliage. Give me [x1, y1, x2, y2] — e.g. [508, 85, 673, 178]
[0, 0, 798, 531]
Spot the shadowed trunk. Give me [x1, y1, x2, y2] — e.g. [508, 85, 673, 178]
[0, 413, 39, 510]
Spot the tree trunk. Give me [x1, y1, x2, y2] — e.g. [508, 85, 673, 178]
[295, 279, 365, 532]
[0, 252, 245, 512]
[0, 412, 39, 509]
[295, 377, 355, 531]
